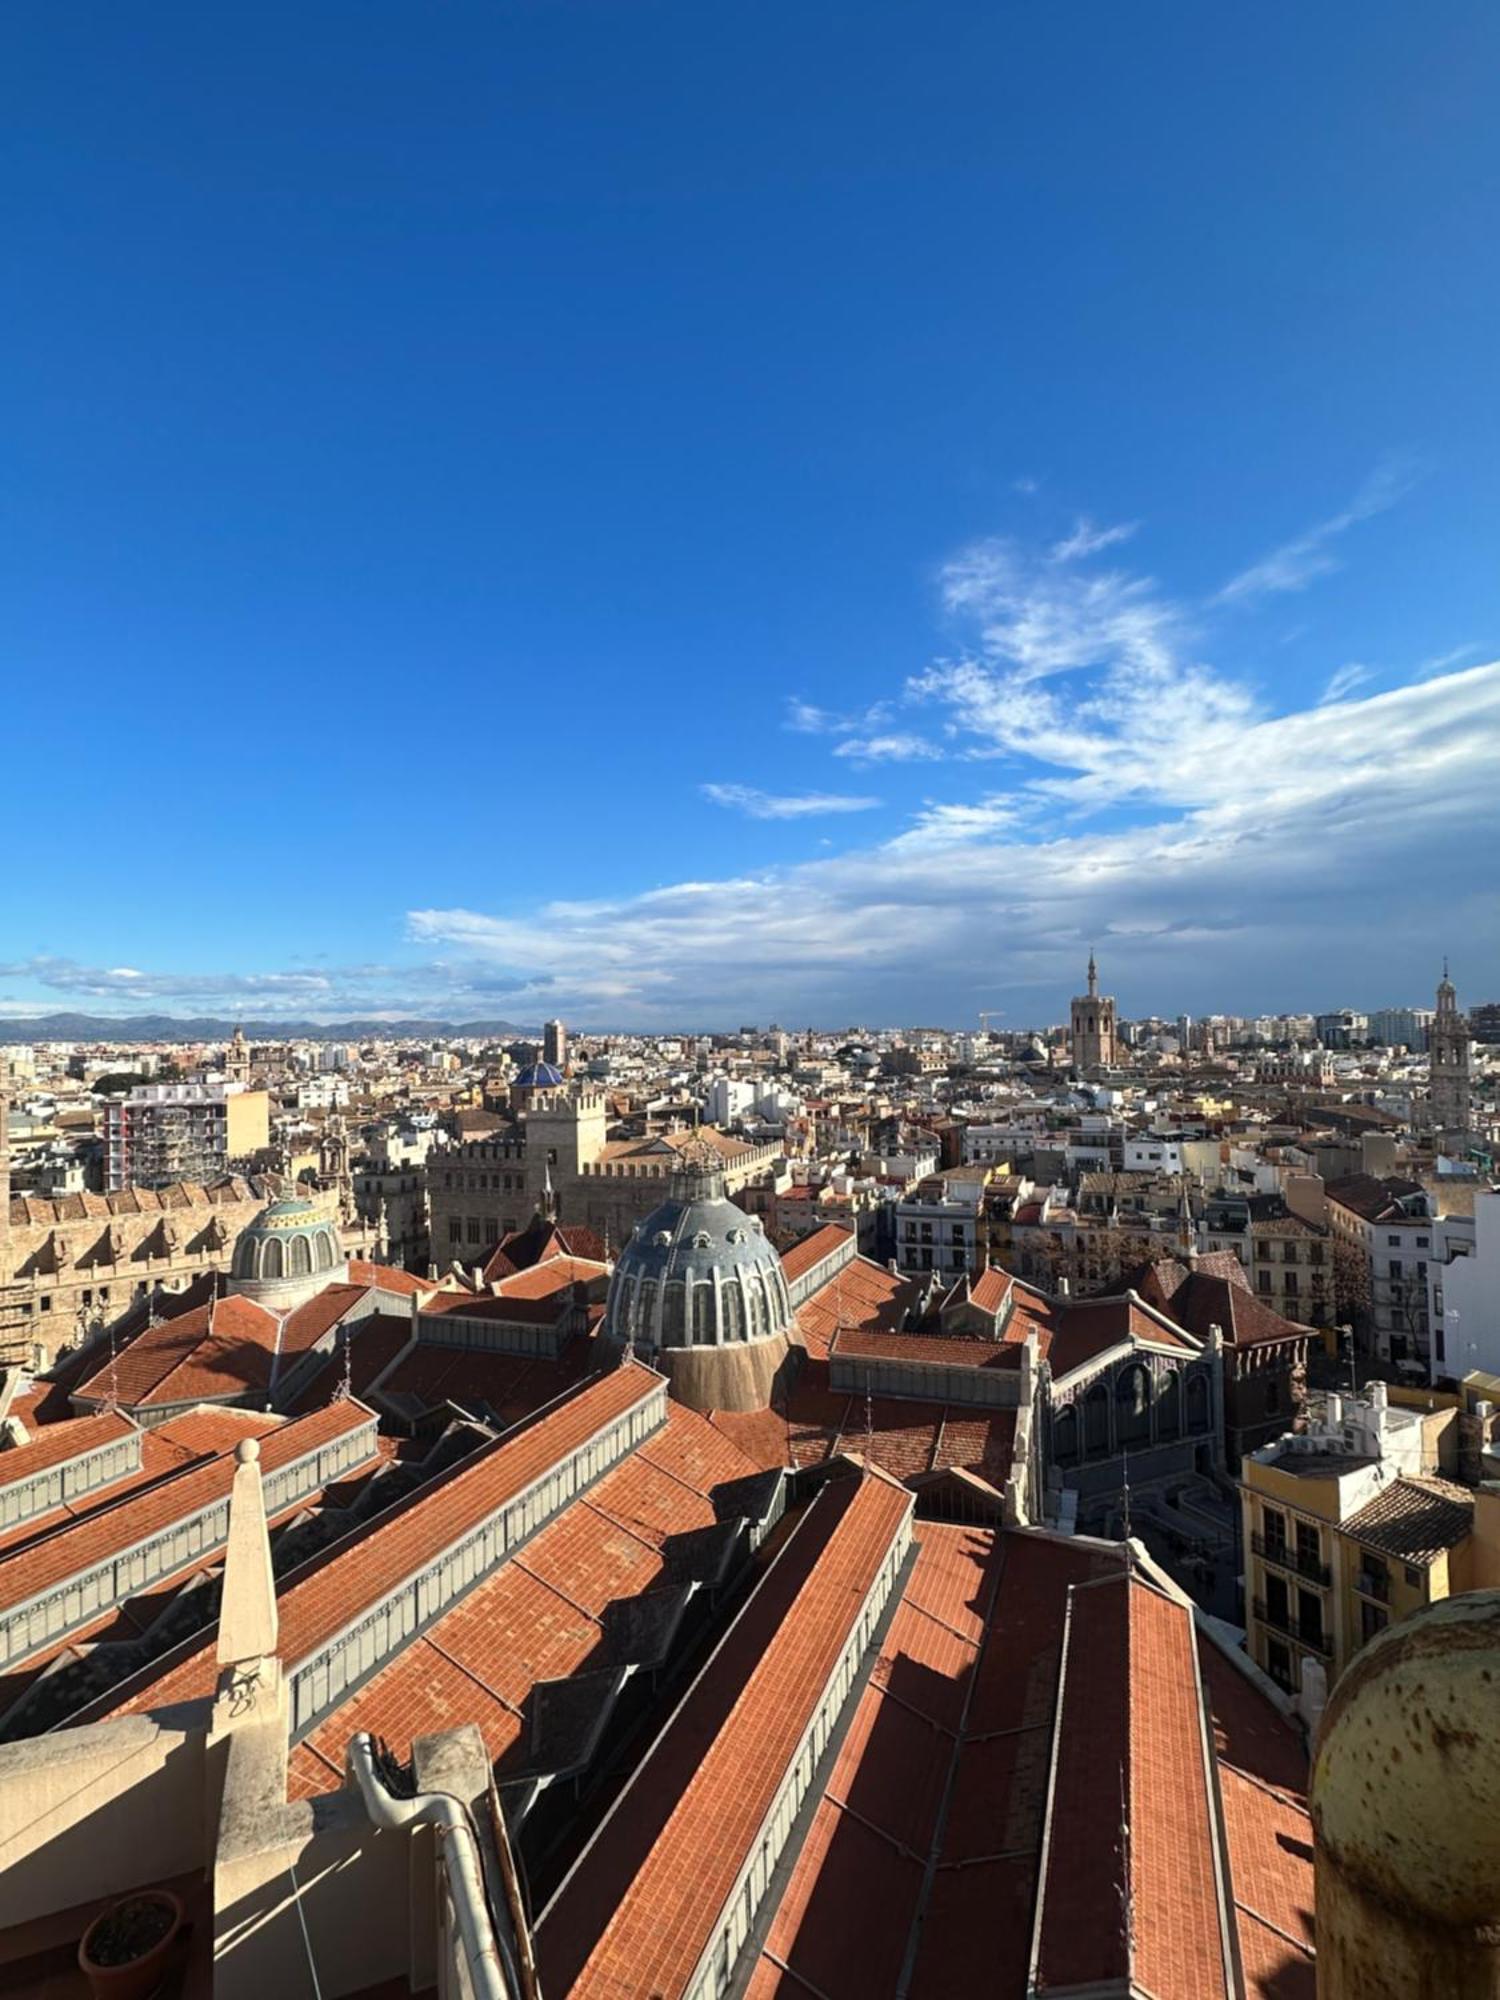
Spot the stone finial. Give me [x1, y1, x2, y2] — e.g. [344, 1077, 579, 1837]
[216, 1434, 279, 1670]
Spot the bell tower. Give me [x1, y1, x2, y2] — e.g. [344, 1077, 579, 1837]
[1070, 951, 1118, 1072]
[1428, 958, 1471, 1146]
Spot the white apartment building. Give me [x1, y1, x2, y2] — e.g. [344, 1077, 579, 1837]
[1428, 1192, 1500, 1381]
[895, 1173, 985, 1280]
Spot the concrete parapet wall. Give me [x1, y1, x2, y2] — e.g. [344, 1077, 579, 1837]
[0, 1704, 211, 1928]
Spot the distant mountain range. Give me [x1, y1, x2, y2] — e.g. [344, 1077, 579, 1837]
[0, 1012, 538, 1045]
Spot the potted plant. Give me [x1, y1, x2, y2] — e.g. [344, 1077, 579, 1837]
[77, 1889, 185, 2000]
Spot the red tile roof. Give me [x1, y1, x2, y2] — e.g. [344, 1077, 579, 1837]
[2, 1399, 379, 1635]
[71, 1294, 282, 1408]
[0, 1411, 137, 1487]
[96, 1366, 661, 1721]
[1034, 1575, 1233, 1997]
[285, 1402, 763, 1795]
[743, 1525, 1307, 2000]
[795, 1257, 918, 1360]
[537, 1470, 913, 2000]
[344, 1260, 427, 1295]
[780, 1223, 853, 1283]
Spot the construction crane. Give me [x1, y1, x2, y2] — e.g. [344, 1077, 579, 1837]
[978, 1010, 1003, 1032]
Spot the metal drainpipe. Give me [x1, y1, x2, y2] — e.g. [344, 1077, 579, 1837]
[346, 1732, 516, 2000]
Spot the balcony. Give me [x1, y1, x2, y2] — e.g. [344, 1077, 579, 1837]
[1252, 1534, 1331, 1588]
[1253, 1598, 1331, 1658]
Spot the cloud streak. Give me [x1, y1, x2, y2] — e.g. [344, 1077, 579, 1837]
[700, 783, 881, 819]
[1215, 458, 1417, 604]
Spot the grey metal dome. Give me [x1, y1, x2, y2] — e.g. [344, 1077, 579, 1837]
[604, 1163, 794, 1355]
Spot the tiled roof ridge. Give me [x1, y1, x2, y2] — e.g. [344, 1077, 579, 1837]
[91, 1365, 661, 1728]
[540, 1470, 912, 2000]
[891, 1527, 1011, 1992]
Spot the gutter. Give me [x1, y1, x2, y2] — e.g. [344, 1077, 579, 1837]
[346, 1731, 516, 2000]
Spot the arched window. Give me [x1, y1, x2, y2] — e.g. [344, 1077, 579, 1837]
[662, 1281, 685, 1344]
[234, 1235, 254, 1278]
[1084, 1381, 1110, 1457]
[314, 1232, 334, 1271]
[615, 1275, 635, 1339]
[1117, 1362, 1151, 1444]
[691, 1283, 714, 1345]
[635, 1279, 658, 1341]
[1054, 1405, 1079, 1463]
[289, 1234, 312, 1278]
[722, 1278, 744, 1342]
[1186, 1368, 1211, 1433]
[261, 1237, 284, 1281]
[1157, 1370, 1181, 1440]
[747, 1274, 767, 1339]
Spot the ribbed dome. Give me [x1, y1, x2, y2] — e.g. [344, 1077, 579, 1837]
[230, 1195, 346, 1307]
[604, 1163, 794, 1356]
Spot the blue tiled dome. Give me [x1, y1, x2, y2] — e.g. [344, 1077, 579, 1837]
[512, 1060, 564, 1090]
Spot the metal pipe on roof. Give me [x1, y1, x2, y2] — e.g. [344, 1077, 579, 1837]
[346, 1731, 515, 2000]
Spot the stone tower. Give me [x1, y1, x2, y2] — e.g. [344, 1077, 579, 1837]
[1429, 959, 1471, 1145]
[1070, 951, 1118, 1071]
[225, 1024, 251, 1086]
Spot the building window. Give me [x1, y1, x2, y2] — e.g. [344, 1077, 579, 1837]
[1360, 1601, 1388, 1645]
[1357, 1555, 1390, 1602]
[1296, 1521, 1322, 1572]
[1266, 1638, 1292, 1690]
[449, 1218, 462, 1244]
[1262, 1504, 1287, 1556]
[1404, 1565, 1423, 1588]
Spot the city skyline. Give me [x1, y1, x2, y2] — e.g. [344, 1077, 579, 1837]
[6, 2, 1499, 1025]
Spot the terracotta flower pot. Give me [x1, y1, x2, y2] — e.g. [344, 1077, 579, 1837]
[77, 1889, 185, 2000]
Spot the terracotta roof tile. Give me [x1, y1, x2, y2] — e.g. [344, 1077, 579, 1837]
[537, 1472, 913, 2000]
[1, 1399, 378, 1633]
[95, 1367, 659, 1721]
[0, 1411, 137, 1487]
[780, 1224, 854, 1283]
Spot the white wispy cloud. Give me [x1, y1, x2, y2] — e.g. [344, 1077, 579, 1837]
[1320, 663, 1371, 704]
[884, 796, 1023, 851]
[27, 489, 1495, 1027]
[1049, 516, 1138, 563]
[1417, 642, 1480, 679]
[783, 696, 891, 735]
[700, 783, 880, 820]
[1215, 458, 1417, 605]
[831, 732, 944, 763]
[407, 657, 1500, 1023]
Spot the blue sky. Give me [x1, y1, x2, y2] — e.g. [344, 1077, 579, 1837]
[4, 1, 1498, 1028]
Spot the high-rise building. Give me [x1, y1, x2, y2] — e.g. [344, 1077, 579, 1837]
[1069, 951, 1117, 1070]
[543, 1017, 568, 1071]
[104, 1080, 270, 1192]
[1470, 999, 1500, 1045]
[1429, 961, 1472, 1144]
[1368, 1006, 1434, 1049]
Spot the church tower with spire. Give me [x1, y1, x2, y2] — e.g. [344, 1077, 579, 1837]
[1428, 958, 1472, 1146]
[1070, 951, 1118, 1072]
